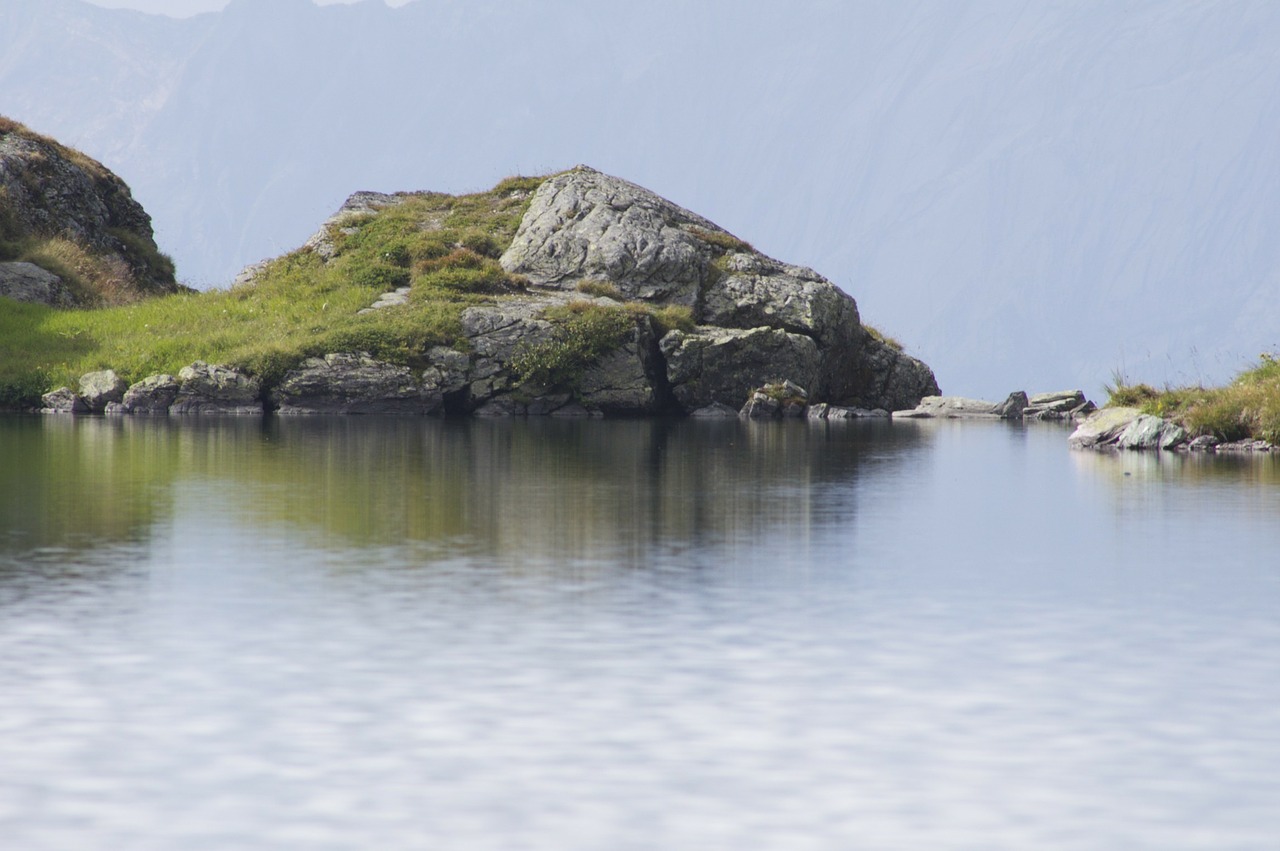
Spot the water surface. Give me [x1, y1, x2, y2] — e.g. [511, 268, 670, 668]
[1, 416, 1278, 849]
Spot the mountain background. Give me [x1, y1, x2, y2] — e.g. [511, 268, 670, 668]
[3, 0, 1278, 398]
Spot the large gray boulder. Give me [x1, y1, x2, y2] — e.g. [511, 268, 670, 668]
[272, 352, 443, 415]
[500, 166, 721, 305]
[1068, 407, 1142, 449]
[701, 252, 860, 344]
[40, 387, 87, 414]
[78, 369, 127, 412]
[117, 374, 180, 414]
[0, 261, 75, 307]
[499, 167, 939, 413]
[171, 362, 262, 414]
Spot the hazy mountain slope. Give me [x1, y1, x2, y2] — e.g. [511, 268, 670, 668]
[3, 0, 1277, 396]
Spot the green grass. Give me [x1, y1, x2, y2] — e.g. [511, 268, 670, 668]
[687, 225, 753, 254]
[511, 300, 695, 391]
[863, 324, 904, 352]
[0, 174, 550, 406]
[1106, 355, 1280, 443]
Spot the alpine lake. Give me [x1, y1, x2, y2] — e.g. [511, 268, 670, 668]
[2, 413, 1278, 849]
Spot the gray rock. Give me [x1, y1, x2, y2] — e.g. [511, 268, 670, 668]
[834, 406, 889, 419]
[836, 333, 940, 412]
[994, 391, 1030, 418]
[1159, 422, 1188, 450]
[1216, 439, 1275, 452]
[78, 369, 127, 412]
[689, 402, 739, 418]
[303, 191, 407, 261]
[1024, 390, 1091, 420]
[1067, 407, 1142, 449]
[0, 261, 75, 307]
[0, 124, 178, 298]
[272, 352, 441, 415]
[1187, 435, 1220, 451]
[171, 362, 262, 415]
[1116, 414, 1167, 450]
[702, 252, 861, 346]
[807, 402, 830, 420]
[500, 166, 721, 304]
[474, 396, 526, 417]
[119, 374, 179, 414]
[525, 393, 572, 416]
[662, 327, 821, 412]
[421, 347, 472, 396]
[575, 318, 665, 415]
[892, 395, 1005, 419]
[357, 286, 412, 314]
[40, 387, 88, 414]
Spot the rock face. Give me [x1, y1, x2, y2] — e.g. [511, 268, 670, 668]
[0, 261, 75, 307]
[78, 370, 127, 412]
[171, 362, 262, 415]
[1068, 407, 1199, 451]
[499, 166, 938, 413]
[272, 353, 441, 415]
[117, 374, 180, 414]
[0, 118, 179, 302]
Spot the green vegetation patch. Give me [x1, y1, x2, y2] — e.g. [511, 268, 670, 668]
[0, 173, 550, 405]
[864, 323, 904, 352]
[687, 225, 753, 254]
[1106, 355, 1280, 443]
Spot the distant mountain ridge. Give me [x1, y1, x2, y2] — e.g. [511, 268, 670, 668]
[4, 0, 1279, 396]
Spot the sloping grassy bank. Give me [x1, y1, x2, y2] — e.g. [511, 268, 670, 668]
[1107, 355, 1280, 443]
[0, 176, 546, 408]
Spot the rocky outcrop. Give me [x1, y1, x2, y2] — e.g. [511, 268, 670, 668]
[272, 353, 442, 415]
[0, 261, 75, 307]
[1067, 407, 1224, 452]
[499, 166, 938, 413]
[1023, 390, 1095, 420]
[113, 374, 180, 414]
[0, 117, 180, 303]
[894, 389, 1091, 422]
[78, 370, 127, 412]
[30, 166, 940, 419]
[740, 380, 809, 419]
[171, 362, 262, 415]
[500, 167, 720, 305]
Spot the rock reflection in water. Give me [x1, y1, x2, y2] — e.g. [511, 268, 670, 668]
[0, 415, 927, 570]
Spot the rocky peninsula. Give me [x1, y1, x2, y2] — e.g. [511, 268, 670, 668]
[3, 120, 940, 418]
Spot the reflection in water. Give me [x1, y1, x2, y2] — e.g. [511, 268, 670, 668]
[2, 417, 1279, 850]
[0, 415, 926, 567]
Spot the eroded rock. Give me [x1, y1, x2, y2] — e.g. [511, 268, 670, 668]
[272, 352, 441, 415]
[171, 362, 262, 414]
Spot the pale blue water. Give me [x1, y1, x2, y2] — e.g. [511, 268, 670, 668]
[1, 416, 1278, 849]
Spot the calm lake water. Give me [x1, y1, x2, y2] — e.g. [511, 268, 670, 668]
[1, 415, 1278, 850]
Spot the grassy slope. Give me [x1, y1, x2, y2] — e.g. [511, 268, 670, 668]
[0, 176, 545, 407]
[1107, 355, 1280, 443]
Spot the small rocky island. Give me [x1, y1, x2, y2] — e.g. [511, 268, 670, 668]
[18, 151, 941, 418]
